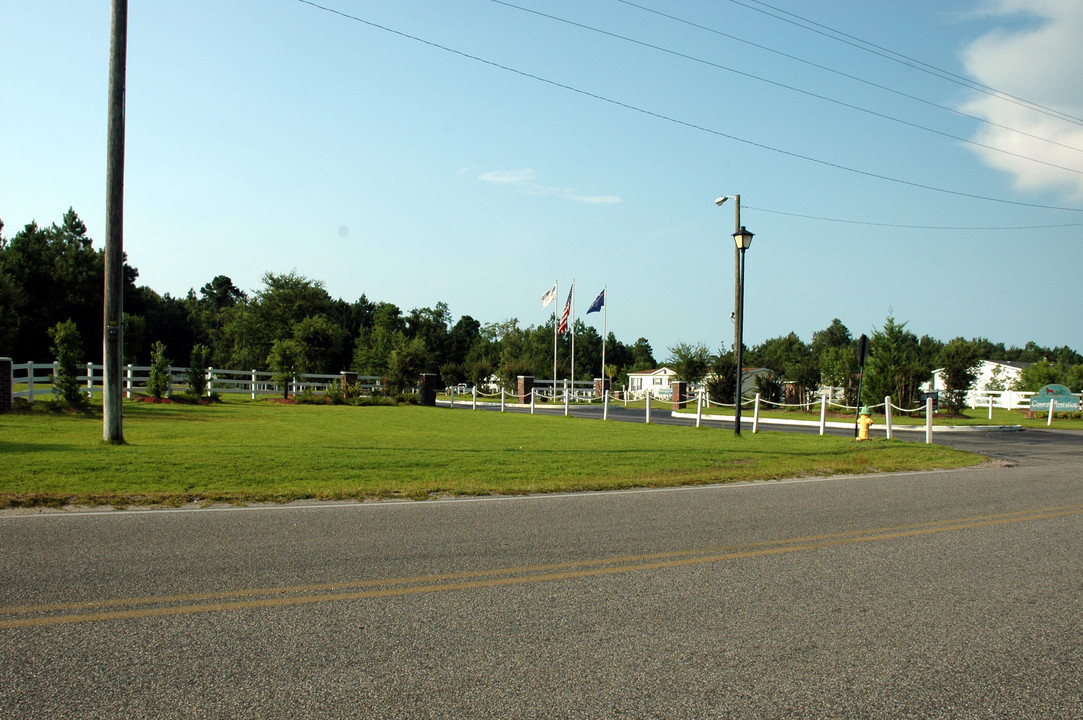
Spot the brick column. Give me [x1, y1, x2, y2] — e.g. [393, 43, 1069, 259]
[0, 358, 11, 413]
[517, 376, 534, 404]
[340, 371, 358, 386]
[593, 377, 611, 397]
[418, 373, 439, 406]
[671, 381, 687, 412]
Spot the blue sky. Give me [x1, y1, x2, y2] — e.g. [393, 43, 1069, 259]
[3, 0, 1082, 358]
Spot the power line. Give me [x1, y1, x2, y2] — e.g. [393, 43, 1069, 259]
[744, 205, 1083, 230]
[295, 0, 1083, 213]
[493, 0, 1083, 177]
[728, 0, 1083, 127]
[614, 0, 1083, 157]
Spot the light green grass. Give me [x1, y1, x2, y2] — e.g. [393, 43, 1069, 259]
[0, 400, 981, 508]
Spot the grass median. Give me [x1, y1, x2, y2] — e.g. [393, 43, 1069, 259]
[0, 399, 982, 509]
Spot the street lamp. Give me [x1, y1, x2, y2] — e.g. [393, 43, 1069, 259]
[715, 196, 741, 368]
[732, 226, 754, 436]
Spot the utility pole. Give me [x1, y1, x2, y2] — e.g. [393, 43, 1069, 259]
[732, 194, 741, 367]
[103, 0, 128, 443]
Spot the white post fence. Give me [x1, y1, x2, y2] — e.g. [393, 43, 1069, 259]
[10, 361, 382, 402]
[926, 397, 934, 444]
[884, 396, 893, 440]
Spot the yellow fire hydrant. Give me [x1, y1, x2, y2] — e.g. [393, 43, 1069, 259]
[857, 406, 873, 441]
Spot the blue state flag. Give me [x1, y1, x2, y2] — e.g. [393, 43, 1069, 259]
[586, 289, 605, 314]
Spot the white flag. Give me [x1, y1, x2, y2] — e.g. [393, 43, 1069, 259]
[540, 283, 558, 307]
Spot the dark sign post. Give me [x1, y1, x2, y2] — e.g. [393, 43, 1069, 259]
[853, 334, 868, 438]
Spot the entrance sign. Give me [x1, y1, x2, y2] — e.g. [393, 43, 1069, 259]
[1029, 384, 1080, 412]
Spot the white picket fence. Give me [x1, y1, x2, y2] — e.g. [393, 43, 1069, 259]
[965, 389, 1034, 411]
[10, 361, 382, 402]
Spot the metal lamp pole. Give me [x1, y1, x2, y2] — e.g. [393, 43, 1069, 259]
[715, 195, 740, 359]
[732, 226, 754, 436]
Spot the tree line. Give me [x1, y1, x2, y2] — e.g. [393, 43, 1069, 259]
[2, 209, 1080, 404]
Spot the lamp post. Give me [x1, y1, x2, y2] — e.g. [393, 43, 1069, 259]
[732, 226, 754, 436]
[715, 195, 741, 362]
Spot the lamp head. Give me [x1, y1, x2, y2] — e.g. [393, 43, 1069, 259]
[732, 226, 754, 250]
[715, 196, 729, 207]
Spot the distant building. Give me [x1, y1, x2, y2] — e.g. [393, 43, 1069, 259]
[627, 367, 677, 399]
[928, 359, 1032, 408]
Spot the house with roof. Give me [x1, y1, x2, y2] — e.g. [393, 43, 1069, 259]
[628, 366, 771, 400]
[627, 367, 677, 399]
[928, 359, 1031, 408]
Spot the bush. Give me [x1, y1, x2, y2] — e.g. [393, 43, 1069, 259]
[325, 379, 364, 405]
[294, 388, 329, 405]
[48, 319, 87, 408]
[187, 344, 211, 397]
[147, 341, 172, 399]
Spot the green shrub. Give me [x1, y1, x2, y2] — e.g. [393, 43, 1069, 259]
[295, 388, 328, 405]
[147, 341, 171, 399]
[48, 319, 86, 408]
[187, 344, 211, 397]
[325, 379, 364, 405]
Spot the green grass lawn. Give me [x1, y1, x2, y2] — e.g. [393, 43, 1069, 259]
[0, 398, 982, 509]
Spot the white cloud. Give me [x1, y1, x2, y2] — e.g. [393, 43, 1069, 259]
[478, 169, 537, 184]
[961, 0, 1083, 199]
[478, 169, 621, 204]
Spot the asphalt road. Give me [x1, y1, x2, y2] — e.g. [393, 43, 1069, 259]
[1, 429, 1081, 719]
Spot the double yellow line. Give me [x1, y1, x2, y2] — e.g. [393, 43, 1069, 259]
[3, 504, 1080, 630]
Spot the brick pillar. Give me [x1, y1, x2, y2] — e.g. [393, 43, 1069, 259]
[517, 376, 534, 404]
[593, 377, 611, 397]
[671, 381, 686, 412]
[418, 373, 439, 406]
[0, 358, 11, 413]
[340, 371, 358, 386]
[784, 381, 800, 404]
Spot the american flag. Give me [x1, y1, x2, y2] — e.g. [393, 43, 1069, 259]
[557, 287, 572, 335]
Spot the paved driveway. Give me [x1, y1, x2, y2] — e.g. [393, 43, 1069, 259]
[1, 428, 1080, 718]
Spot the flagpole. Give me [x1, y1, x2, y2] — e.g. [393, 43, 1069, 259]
[570, 278, 576, 392]
[601, 285, 607, 385]
[552, 280, 558, 394]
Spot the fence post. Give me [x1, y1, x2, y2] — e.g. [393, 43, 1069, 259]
[645, 391, 651, 424]
[1048, 400, 1055, 427]
[696, 393, 702, 428]
[752, 393, 761, 433]
[251, 369, 257, 399]
[125, 363, 132, 399]
[988, 395, 994, 420]
[926, 397, 933, 444]
[530, 389, 535, 415]
[884, 396, 893, 440]
[604, 389, 609, 421]
[27, 361, 35, 402]
[472, 385, 477, 410]
[819, 395, 827, 436]
[564, 380, 570, 417]
[86, 362, 94, 397]
[207, 367, 214, 395]
[500, 389, 505, 412]
[0, 358, 11, 413]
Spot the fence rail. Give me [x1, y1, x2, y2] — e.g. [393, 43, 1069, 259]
[10, 361, 383, 402]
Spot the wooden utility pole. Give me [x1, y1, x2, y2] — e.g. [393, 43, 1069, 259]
[103, 0, 128, 443]
[732, 194, 741, 365]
